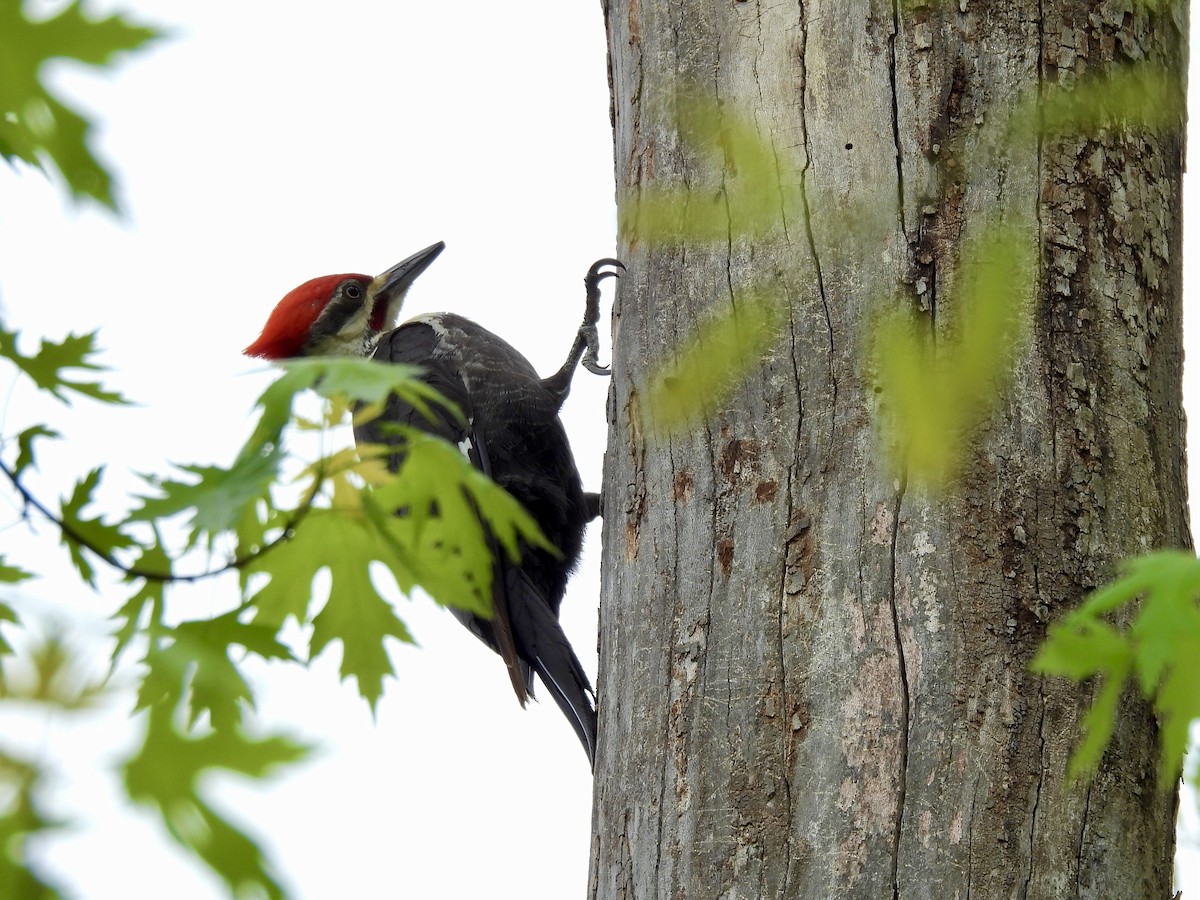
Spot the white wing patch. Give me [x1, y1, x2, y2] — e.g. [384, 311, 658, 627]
[404, 312, 451, 339]
[458, 416, 474, 458]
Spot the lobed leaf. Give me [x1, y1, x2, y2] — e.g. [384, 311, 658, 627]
[131, 449, 284, 548]
[0, 1, 160, 210]
[1035, 551, 1200, 785]
[0, 325, 129, 405]
[244, 484, 416, 712]
[242, 426, 554, 711]
[122, 705, 309, 900]
[136, 609, 296, 731]
[58, 467, 136, 587]
[14, 425, 60, 476]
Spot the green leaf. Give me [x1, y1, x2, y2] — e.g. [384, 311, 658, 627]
[14, 425, 60, 476]
[0, 324, 129, 405]
[309, 567, 413, 714]
[0, 1, 160, 210]
[1032, 618, 1130, 681]
[1067, 665, 1130, 781]
[59, 467, 136, 586]
[0, 630, 108, 709]
[618, 90, 799, 244]
[122, 706, 309, 900]
[1030, 65, 1184, 138]
[245, 483, 416, 712]
[1035, 551, 1200, 784]
[0, 601, 18, 656]
[0, 751, 66, 898]
[0, 559, 33, 585]
[642, 287, 787, 436]
[292, 357, 455, 415]
[244, 427, 552, 711]
[1127, 563, 1200, 695]
[364, 430, 554, 612]
[131, 449, 283, 547]
[872, 221, 1034, 486]
[111, 542, 169, 664]
[1155, 639, 1200, 786]
[136, 610, 295, 732]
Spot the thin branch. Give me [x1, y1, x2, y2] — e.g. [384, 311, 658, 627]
[0, 457, 320, 584]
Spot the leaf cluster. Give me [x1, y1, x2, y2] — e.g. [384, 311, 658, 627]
[2, 330, 548, 894]
[0, 6, 551, 873]
[1033, 552, 1200, 785]
[0, 1, 159, 210]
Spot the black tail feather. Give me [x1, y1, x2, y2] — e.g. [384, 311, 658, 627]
[505, 570, 598, 767]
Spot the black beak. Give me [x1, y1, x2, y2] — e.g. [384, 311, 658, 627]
[371, 241, 446, 301]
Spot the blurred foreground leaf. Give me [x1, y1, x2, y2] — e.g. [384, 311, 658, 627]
[872, 222, 1034, 486]
[1021, 65, 1184, 140]
[122, 706, 309, 900]
[0, 0, 160, 209]
[619, 92, 798, 245]
[0, 630, 108, 709]
[643, 288, 787, 436]
[1034, 551, 1200, 783]
[0, 751, 65, 899]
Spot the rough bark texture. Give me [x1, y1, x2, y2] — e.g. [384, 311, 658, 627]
[590, 1, 1188, 898]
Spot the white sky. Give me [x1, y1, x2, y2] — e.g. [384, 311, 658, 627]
[0, 1, 1196, 898]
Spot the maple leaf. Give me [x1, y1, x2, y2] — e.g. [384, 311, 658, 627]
[0, 325, 128, 405]
[0, 1, 160, 209]
[122, 706, 309, 900]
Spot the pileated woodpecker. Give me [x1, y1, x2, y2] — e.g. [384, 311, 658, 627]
[244, 242, 619, 766]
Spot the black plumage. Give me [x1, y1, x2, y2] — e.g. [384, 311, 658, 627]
[247, 242, 618, 766]
[357, 313, 599, 764]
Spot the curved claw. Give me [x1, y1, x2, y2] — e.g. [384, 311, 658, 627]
[586, 258, 626, 282]
[544, 257, 623, 404]
[581, 323, 611, 376]
[583, 258, 625, 331]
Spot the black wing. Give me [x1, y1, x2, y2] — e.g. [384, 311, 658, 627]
[357, 316, 597, 764]
[355, 320, 530, 703]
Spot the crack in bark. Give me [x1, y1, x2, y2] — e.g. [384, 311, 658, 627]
[966, 784, 978, 900]
[657, 436, 683, 896]
[1023, 502, 1046, 900]
[1074, 782, 1094, 894]
[778, 459, 798, 897]
[887, 473, 911, 899]
[887, 0, 908, 240]
[795, 0, 838, 424]
[1021, 676, 1047, 899]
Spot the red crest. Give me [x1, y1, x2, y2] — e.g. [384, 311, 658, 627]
[244, 273, 370, 359]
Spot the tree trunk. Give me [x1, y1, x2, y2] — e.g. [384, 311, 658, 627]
[590, 1, 1187, 898]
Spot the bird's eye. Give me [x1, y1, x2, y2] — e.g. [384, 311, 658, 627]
[345, 283, 363, 300]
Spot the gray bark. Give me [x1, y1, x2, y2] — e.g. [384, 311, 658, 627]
[590, 1, 1188, 898]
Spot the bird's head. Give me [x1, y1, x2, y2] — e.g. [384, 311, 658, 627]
[244, 240, 445, 359]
